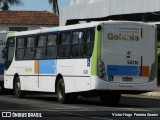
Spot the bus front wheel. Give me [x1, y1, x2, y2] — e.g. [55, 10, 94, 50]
[56, 78, 77, 103]
[100, 92, 121, 106]
[14, 77, 25, 98]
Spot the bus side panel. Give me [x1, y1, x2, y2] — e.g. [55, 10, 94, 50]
[57, 59, 91, 93]
[74, 59, 91, 92]
[21, 76, 38, 91]
[57, 59, 75, 93]
[4, 76, 14, 89]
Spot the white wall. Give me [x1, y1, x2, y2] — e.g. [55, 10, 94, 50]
[0, 24, 57, 31]
[61, 0, 160, 26]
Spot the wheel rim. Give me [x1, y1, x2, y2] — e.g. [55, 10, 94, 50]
[58, 83, 64, 100]
[15, 81, 20, 96]
[57, 79, 66, 103]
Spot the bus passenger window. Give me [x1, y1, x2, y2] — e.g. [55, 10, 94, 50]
[84, 30, 94, 57]
[24, 36, 35, 60]
[71, 31, 84, 57]
[46, 34, 57, 58]
[35, 35, 46, 59]
[58, 32, 71, 58]
[16, 37, 25, 60]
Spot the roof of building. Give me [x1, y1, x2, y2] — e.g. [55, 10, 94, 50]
[60, 0, 160, 25]
[0, 11, 59, 25]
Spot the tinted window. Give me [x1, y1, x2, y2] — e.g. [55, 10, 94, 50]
[16, 37, 25, 60]
[59, 32, 71, 45]
[84, 29, 94, 57]
[47, 34, 57, 46]
[58, 32, 71, 58]
[35, 35, 46, 59]
[46, 34, 57, 58]
[26, 36, 35, 47]
[17, 37, 25, 48]
[71, 31, 84, 57]
[6, 37, 15, 47]
[24, 36, 35, 59]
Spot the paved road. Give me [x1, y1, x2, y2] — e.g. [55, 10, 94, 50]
[0, 90, 160, 120]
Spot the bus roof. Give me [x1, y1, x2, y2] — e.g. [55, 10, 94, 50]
[12, 21, 155, 37]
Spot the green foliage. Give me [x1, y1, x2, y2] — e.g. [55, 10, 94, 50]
[48, 0, 59, 15]
[0, 0, 22, 10]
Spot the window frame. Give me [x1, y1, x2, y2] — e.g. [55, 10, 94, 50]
[15, 36, 26, 60]
[84, 28, 95, 58]
[57, 31, 72, 59]
[34, 34, 47, 60]
[71, 30, 85, 58]
[24, 35, 36, 60]
[14, 27, 95, 61]
[46, 33, 58, 59]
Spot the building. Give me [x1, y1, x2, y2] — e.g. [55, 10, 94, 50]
[0, 11, 59, 31]
[60, 0, 160, 26]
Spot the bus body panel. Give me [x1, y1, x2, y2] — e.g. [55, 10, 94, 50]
[107, 80, 157, 91]
[101, 22, 157, 91]
[90, 76, 107, 90]
[3, 21, 157, 95]
[5, 58, 92, 93]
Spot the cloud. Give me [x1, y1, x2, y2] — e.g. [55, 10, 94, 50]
[70, 0, 104, 5]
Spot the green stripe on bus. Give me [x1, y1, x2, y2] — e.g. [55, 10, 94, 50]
[91, 26, 102, 75]
[6, 32, 14, 39]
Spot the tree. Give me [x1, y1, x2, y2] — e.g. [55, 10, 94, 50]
[0, 0, 22, 11]
[49, 0, 59, 15]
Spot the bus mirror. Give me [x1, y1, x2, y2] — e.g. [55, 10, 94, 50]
[2, 47, 6, 60]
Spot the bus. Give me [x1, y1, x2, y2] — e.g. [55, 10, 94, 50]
[2, 21, 157, 105]
[0, 31, 13, 91]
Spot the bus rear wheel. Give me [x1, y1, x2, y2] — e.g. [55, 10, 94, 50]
[100, 91, 121, 106]
[14, 77, 25, 98]
[56, 78, 77, 104]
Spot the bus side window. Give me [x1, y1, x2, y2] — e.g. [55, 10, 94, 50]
[84, 29, 94, 57]
[35, 35, 46, 59]
[16, 37, 25, 60]
[46, 34, 57, 58]
[71, 31, 84, 58]
[24, 36, 35, 60]
[58, 32, 71, 58]
[6, 37, 15, 61]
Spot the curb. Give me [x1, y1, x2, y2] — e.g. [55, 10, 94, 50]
[140, 91, 160, 97]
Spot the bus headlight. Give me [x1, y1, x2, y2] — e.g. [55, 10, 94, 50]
[149, 62, 156, 82]
[98, 59, 106, 80]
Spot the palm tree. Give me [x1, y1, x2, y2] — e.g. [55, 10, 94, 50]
[49, 0, 59, 15]
[0, 0, 22, 11]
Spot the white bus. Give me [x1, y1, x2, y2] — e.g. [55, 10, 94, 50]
[2, 21, 157, 105]
[0, 31, 13, 90]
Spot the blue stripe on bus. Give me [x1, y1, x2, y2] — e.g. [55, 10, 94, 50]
[39, 60, 57, 74]
[107, 65, 140, 76]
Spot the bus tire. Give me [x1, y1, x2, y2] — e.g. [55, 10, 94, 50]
[100, 92, 121, 106]
[14, 77, 25, 98]
[56, 78, 77, 104]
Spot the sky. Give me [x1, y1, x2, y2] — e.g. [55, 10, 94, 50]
[11, 0, 71, 12]
[10, 0, 104, 12]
